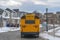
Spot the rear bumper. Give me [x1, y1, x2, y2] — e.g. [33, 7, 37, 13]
[21, 32, 39, 35]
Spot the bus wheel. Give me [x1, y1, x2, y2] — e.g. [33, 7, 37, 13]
[21, 35, 23, 38]
[21, 34, 24, 38]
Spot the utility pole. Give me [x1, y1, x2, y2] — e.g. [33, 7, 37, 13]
[46, 8, 48, 31]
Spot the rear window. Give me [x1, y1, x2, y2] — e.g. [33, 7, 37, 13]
[25, 20, 35, 24]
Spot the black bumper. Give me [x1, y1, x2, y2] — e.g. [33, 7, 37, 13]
[21, 32, 39, 35]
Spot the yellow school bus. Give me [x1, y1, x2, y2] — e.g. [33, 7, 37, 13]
[20, 13, 40, 37]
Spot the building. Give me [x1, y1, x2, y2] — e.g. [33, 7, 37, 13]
[44, 12, 56, 24]
[0, 8, 4, 27]
[2, 8, 27, 27]
[56, 12, 60, 24]
[2, 8, 12, 27]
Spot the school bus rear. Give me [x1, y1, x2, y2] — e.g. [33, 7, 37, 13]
[20, 14, 40, 37]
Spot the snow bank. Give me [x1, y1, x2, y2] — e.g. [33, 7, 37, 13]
[56, 30, 60, 33]
[41, 27, 60, 40]
[48, 27, 60, 32]
[55, 28, 60, 36]
[48, 24, 59, 27]
[40, 24, 59, 28]
[55, 32, 60, 36]
[9, 27, 20, 31]
[0, 27, 20, 33]
[11, 17, 20, 19]
[40, 32, 60, 40]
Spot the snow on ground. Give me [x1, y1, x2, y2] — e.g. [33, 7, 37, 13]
[47, 27, 60, 36]
[40, 26, 60, 40]
[47, 24, 60, 27]
[54, 27, 60, 36]
[55, 32, 60, 36]
[0, 27, 20, 33]
[56, 30, 60, 33]
[40, 32, 60, 40]
[48, 27, 60, 32]
[1, 24, 59, 33]
[40, 24, 60, 28]
[0, 24, 60, 40]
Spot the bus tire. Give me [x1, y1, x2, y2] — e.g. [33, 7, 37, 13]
[21, 34, 24, 38]
[21, 35, 23, 38]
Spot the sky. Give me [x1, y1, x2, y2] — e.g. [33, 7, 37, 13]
[0, 0, 60, 13]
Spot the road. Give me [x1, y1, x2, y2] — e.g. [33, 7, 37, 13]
[0, 25, 57, 40]
[0, 31, 48, 40]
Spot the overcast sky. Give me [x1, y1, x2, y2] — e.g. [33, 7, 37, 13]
[0, 0, 60, 13]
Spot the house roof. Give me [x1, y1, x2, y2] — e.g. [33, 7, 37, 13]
[5, 8, 12, 12]
[56, 12, 60, 14]
[44, 12, 53, 15]
[0, 8, 4, 15]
